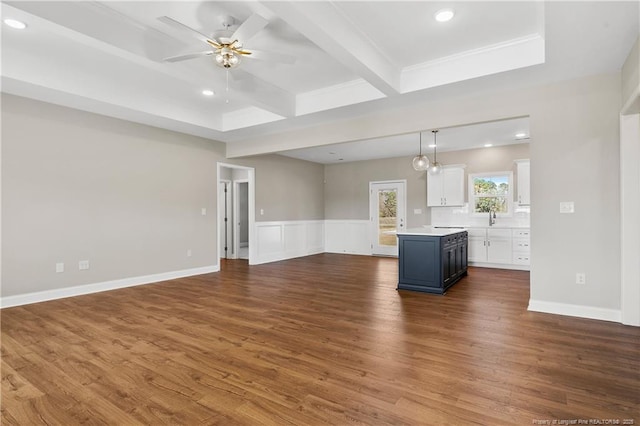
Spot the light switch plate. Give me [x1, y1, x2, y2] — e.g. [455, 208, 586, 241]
[79, 260, 90, 270]
[414, 208, 422, 215]
[56, 262, 64, 273]
[201, 208, 206, 216]
[560, 201, 575, 214]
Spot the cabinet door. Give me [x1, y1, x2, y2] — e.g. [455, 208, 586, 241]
[487, 229, 512, 264]
[442, 244, 456, 285]
[442, 167, 465, 206]
[467, 228, 486, 262]
[427, 173, 444, 206]
[516, 160, 530, 205]
[468, 235, 487, 262]
[459, 240, 468, 271]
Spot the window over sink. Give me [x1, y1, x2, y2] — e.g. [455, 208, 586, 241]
[469, 172, 513, 215]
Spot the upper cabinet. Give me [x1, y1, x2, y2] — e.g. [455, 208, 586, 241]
[515, 159, 530, 205]
[427, 165, 465, 207]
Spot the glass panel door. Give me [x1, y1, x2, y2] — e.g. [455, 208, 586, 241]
[370, 181, 406, 256]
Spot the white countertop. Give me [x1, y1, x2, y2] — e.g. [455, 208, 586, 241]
[397, 226, 467, 237]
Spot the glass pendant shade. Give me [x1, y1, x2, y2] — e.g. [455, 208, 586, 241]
[428, 129, 443, 175]
[412, 132, 430, 171]
[412, 155, 429, 171]
[428, 161, 442, 175]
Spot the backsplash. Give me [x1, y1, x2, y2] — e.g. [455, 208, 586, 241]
[430, 203, 530, 228]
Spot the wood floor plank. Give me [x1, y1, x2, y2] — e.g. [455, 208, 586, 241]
[2, 254, 639, 425]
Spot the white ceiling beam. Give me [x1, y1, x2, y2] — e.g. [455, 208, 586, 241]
[261, 1, 402, 97]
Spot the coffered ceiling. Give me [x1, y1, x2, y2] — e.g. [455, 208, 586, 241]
[1, 1, 638, 161]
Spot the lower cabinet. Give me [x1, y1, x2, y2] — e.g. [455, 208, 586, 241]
[468, 227, 530, 270]
[397, 231, 468, 294]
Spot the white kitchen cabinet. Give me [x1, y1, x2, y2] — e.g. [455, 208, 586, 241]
[467, 227, 515, 266]
[512, 228, 531, 265]
[467, 228, 488, 262]
[427, 166, 465, 207]
[487, 228, 512, 264]
[515, 160, 530, 205]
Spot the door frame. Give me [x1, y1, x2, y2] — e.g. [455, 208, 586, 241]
[216, 163, 255, 265]
[369, 180, 407, 257]
[219, 179, 232, 259]
[233, 179, 249, 260]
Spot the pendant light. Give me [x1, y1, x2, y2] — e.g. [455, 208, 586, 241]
[412, 132, 429, 171]
[428, 130, 443, 175]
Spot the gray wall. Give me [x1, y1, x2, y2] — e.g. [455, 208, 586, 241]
[249, 71, 622, 313]
[324, 143, 529, 227]
[1, 94, 324, 298]
[622, 36, 639, 107]
[230, 154, 325, 222]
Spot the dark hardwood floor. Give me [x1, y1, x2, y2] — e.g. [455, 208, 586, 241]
[2, 254, 639, 425]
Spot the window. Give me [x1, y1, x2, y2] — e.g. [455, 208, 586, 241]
[469, 172, 513, 215]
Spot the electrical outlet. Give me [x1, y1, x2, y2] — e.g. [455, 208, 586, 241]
[187, 249, 192, 257]
[79, 260, 90, 270]
[576, 273, 586, 285]
[414, 208, 422, 214]
[56, 262, 64, 273]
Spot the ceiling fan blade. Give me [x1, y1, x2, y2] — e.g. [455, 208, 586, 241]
[158, 16, 215, 45]
[163, 51, 213, 62]
[247, 49, 296, 65]
[231, 13, 268, 43]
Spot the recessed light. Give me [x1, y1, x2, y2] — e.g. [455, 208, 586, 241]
[202, 89, 214, 96]
[515, 132, 527, 139]
[428, 144, 436, 148]
[484, 143, 493, 148]
[329, 151, 336, 155]
[4, 19, 27, 30]
[338, 158, 344, 161]
[434, 9, 455, 23]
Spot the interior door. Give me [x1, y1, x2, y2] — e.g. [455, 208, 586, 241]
[370, 181, 406, 256]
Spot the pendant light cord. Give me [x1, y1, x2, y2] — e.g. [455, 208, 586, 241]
[432, 130, 438, 162]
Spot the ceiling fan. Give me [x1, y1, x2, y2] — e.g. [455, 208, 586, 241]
[158, 14, 295, 69]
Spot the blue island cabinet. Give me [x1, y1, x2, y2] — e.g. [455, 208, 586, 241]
[397, 230, 468, 294]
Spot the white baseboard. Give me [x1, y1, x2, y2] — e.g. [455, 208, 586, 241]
[0, 265, 220, 309]
[469, 261, 530, 271]
[528, 299, 622, 323]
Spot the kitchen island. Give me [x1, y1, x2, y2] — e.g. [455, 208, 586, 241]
[397, 227, 468, 294]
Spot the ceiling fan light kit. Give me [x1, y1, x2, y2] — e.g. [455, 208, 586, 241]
[214, 46, 242, 69]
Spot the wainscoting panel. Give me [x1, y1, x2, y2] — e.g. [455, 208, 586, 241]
[253, 220, 325, 265]
[324, 220, 371, 256]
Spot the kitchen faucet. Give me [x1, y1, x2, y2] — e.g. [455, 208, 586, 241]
[489, 209, 496, 226]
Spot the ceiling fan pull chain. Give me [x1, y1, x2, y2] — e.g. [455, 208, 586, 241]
[225, 70, 230, 104]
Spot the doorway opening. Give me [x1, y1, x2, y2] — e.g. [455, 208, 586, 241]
[217, 163, 255, 264]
